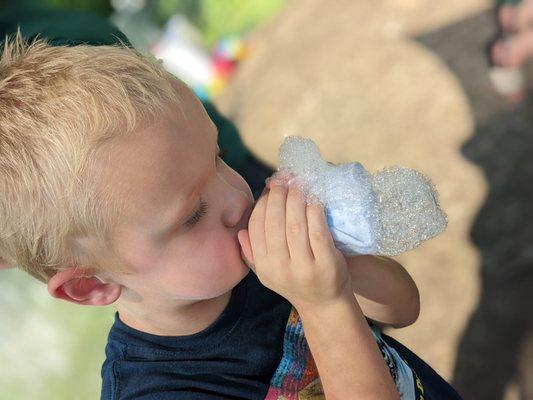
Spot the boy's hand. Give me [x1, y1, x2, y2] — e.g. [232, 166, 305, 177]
[237, 176, 352, 309]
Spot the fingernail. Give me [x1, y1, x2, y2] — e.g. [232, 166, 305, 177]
[271, 177, 286, 187]
[266, 176, 282, 188]
[271, 171, 294, 184]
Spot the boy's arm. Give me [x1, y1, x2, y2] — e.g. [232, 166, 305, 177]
[346, 255, 420, 329]
[239, 181, 401, 400]
[296, 287, 401, 400]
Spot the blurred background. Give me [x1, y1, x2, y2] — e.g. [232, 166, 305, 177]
[0, 0, 532, 399]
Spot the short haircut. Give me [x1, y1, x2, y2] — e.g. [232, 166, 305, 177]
[0, 30, 181, 282]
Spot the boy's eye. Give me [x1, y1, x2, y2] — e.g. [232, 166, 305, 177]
[185, 200, 208, 227]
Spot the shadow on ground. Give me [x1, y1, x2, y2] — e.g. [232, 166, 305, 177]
[415, 9, 533, 400]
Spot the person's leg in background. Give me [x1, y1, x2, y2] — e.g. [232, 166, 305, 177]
[488, 0, 533, 102]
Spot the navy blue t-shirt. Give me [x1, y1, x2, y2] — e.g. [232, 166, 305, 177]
[101, 271, 291, 399]
[101, 271, 463, 400]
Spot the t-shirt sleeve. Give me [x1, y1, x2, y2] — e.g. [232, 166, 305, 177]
[100, 359, 118, 400]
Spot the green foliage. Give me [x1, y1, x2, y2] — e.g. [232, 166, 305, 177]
[19, 0, 114, 16]
[12, 0, 286, 46]
[199, 0, 285, 45]
[152, 0, 286, 46]
[0, 270, 114, 400]
[152, 0, 201, 26]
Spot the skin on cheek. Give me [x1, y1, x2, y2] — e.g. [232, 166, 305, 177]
[189, 236, 232, 274]
[197, 234, 245, 290]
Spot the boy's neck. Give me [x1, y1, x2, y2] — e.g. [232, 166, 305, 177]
[115, 289, 233, 337]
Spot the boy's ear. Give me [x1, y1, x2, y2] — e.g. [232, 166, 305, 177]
[48, 268, 121, 306]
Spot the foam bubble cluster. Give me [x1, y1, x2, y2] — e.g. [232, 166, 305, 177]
[277, 136, 447, 256]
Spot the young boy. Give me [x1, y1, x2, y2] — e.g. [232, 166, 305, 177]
[0, 33, 462, 399]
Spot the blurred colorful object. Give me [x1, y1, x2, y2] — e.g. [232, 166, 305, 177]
[213, 36, 247, 80]
[150, 15, 247, 100]
[207, 36, 247, 99]
[111, 0, 285, 100]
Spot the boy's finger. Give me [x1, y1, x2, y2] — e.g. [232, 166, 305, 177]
[248, 194, 268, 260]
[264, 184, 290, 259]
[306, 203, 336, 264]
[266, 171, 295, 189]
[286, 185, 314, 260]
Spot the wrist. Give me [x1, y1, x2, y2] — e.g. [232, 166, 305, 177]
[292, 282, 357, 317]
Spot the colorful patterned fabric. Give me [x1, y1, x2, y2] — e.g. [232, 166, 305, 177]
[265, 307, 427, 400]
[265, 308, 324, 400]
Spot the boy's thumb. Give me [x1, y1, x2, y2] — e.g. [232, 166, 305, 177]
[237, 230, 255, 271]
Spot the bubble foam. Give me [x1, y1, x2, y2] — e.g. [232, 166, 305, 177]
[276, 136, 447, 256]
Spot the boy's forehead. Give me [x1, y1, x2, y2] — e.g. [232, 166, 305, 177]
[96, 97, 217, 232]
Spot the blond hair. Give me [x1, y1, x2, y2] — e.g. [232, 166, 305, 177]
[0, 31, 180, 282]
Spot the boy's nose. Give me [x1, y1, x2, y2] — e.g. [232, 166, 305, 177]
[222, 191, 252, 229]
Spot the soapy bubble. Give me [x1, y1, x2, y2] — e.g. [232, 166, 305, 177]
[276, 136, 447, 256]
[372, 167, 447, 255]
